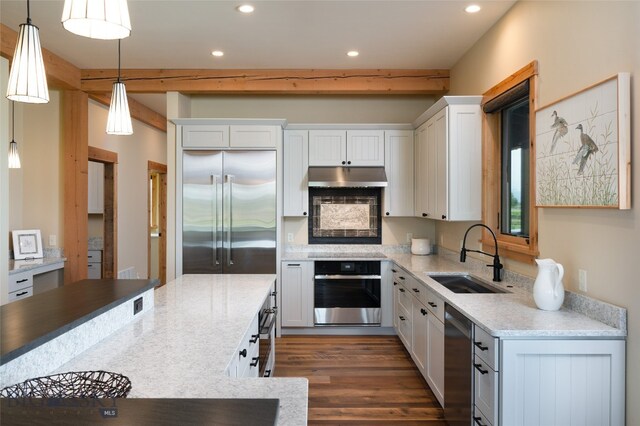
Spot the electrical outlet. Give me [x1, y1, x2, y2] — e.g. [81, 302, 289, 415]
[49, 234, 57, 247]
[287, 233, 294, 242]
[406, 233, 413, 243]
[133, 297, 143, 315]
[578, 269, 588, 292]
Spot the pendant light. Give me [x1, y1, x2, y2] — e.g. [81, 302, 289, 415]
[106, 40, 133, 135]
[61, 0, 131, 40]
[6, 0, 49, 104]
[8, 102, 22, 169]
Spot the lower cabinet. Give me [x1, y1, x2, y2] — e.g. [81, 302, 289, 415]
[229, 312, 260, 378]
[426, 312, 445, 405]
[411, 300, 428, 373]
[281, 261, 313, 327]
[9, 271, 34, 302]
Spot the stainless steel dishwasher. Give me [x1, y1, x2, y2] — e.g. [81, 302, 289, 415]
[444, 303, 473, 425]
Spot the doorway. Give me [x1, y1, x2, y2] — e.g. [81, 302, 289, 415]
[88, 146, 118, 278]
[148, 161, 167, 286]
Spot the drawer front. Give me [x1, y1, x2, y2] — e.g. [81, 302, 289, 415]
[474, 326, 499, 370]
[474, 356, 498, 425]
[474, 405, 494, 426]
[237, 313, 260, 377]
[87, 263, 102, 279]
[88, 250, 102, 263]
[397, 282, 413, 312]
[396, 303, 412, 349]
[9, 272, 33, 293]
[423, 287, 444, 322]
[9, 287, 33, 302]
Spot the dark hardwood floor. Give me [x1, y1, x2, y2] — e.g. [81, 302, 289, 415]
[274, 335, 446, 425]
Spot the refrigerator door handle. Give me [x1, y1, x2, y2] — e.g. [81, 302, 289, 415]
[211, 174, 220, 265]
[226, 174, 234, 266]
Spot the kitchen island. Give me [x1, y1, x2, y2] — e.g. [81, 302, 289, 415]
[46, 275, 308, 425]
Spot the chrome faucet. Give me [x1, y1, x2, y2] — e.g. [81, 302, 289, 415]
[460, 224, 503, 282]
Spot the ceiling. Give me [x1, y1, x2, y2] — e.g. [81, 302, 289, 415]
[1, 0, 516, 115]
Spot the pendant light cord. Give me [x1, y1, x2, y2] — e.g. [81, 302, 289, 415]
[117, 40, 121, 83]
[11, 102, 15, 140]
[26, 0, 31, 24]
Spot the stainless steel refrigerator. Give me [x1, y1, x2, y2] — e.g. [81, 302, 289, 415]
[182, 150, 276, 274]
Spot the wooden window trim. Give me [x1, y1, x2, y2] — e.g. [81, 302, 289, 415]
[481, 61, 540, 264]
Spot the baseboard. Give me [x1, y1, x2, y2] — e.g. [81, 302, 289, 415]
[281, 327, 396, 336]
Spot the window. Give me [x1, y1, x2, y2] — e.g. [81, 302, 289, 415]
[482, 61, 539, 263]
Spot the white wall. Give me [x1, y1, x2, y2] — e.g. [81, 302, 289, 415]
[441, 2, 640, 424]
[0, 58, 9, 303]
[88, 100, 167, 279]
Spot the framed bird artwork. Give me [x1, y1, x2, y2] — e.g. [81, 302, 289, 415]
[535, 73, 631, 209]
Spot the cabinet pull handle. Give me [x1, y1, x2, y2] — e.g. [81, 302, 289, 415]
[264, 370, 271, 377]
[420, 308, 427, 316]
[16, 291, 28, 297]
[441, 215, 447, 220]
[399, 288, 405, 293]
[428, 302, 437, 308]
[399, 276, 405, 280]
[391, 269, 397, 273]
[385, 212, 390, 216]
[473, 417, 487, 426]
[250, 357, 259, 367]
[474, 363, 489, 375]
[16, 278, 29, 283]
[412, 288, 420, 293]
[287, 264, 300, 267]
[399, 316, 406, 321]
[239, 349, 247, 358]
[422, 213, 428, 217]
[88, 255, 93, 259]
[393, 282, 398, 286]
[250, 334, 259, 344]
[474, 341, 489, 351]
[303, 211, 307, 216]
[341, 161, 346, 165]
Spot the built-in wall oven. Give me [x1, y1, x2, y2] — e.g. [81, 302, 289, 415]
[258, 290, 277, 377]
[314, 261, 381, 326]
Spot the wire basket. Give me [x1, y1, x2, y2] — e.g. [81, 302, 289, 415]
[0, 370, 132, 398]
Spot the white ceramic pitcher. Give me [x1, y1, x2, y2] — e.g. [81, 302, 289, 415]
[533, 259, 565, 311]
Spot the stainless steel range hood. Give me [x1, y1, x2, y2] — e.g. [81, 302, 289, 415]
[308, 167, 388, 187]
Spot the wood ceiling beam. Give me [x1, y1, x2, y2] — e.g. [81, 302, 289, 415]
[89, 93, 167, 133]
[81, 69, 450, 95]
[1, 23, 81, 90]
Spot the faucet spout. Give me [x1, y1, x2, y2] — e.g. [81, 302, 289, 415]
[460, 223, 503, 282]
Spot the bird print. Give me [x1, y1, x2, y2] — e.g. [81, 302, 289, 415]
[572, 124, 599, 175]
[550, 110, 568, 153]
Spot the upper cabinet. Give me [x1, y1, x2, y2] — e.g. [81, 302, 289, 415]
[88, 161, 104, 214]
[181, 122, 281, 149]
[283, 130, 309, 217]
[308, 130, 384, 166]
[384, 130, 414, 217]
[414, 97, 482, 221]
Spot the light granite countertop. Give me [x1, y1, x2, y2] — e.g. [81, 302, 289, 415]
[283, 251, 388, 260]
[9, 257, 65, 275]
[53, 274, 308, 425]
[385, 253, 626, 338]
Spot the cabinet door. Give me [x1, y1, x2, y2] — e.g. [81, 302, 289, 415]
[384, 130, 414, 217]
[447, 104, 482, 221]
[411, 299, 428, 375]
[308, 130, 347, 166]
[396, 297, 412, 350]
[230, 125, 278, 148]
[425, 117, 438, 219]
[281, 261, 313, 327]
[283, 131, 309, 217]
[346, 130, 385, 166]
[182, 125, 230, 148]
[426, 314, 445, 406]
[380, 261, 393, 327]
[433, 108, 448, 220]
[414, 124, 428, 218]
[88, 161, 104, 214]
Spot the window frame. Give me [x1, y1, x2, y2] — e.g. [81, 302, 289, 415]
[481, 61, 539, 264]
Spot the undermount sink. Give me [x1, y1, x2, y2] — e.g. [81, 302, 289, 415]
[428, 274, 508, 294]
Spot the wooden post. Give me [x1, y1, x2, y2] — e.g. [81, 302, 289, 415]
[63, 90, 89, 284]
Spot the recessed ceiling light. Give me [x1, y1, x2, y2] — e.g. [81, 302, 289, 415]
[347, 51, 359, 57]
[237, 4, 254, 13]
[465, 4, 481, 13]
[211, 50, 224, 57]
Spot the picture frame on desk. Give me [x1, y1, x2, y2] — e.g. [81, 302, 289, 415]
[12, 229, 44, 260]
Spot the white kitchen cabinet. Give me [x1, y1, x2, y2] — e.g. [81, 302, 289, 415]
[384, 130, 414, 217]
[411, 299, 428, 374]
[8, 271, 34, 302]
[501, 339, 625, 426]
[181, 124, 280, 149]
[381, 261, 394, 327]
[88, 161, 104, 214]
[88, 250, 102, 279]
[308, 130, 384, 166]
[426, 311, 445, 406]
[236, 313, 260, 378]
[281, 261, 313, 327]
[414, 97, 482, 221]
[283, 130, 309, 217]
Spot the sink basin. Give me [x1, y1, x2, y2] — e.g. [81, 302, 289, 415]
[428, 274, 508, 294]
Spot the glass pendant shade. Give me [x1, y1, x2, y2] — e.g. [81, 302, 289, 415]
[62, 0, 131, 40]
[8, 140, 21, 169]
[106, 81, 133, 135]
[6, 23, 49, 104]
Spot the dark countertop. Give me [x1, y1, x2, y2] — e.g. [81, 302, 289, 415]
[1, 279, 157, 366]
[1, 398, 279, 426]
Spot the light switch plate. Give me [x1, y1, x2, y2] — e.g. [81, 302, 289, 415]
[578, 269, 588, 292]
[287, 233, 294, 242]
[49, 235, 57, 247]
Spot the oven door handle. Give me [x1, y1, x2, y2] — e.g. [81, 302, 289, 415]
[314, 274, 382, 280]
[259, 312, 277, 338]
